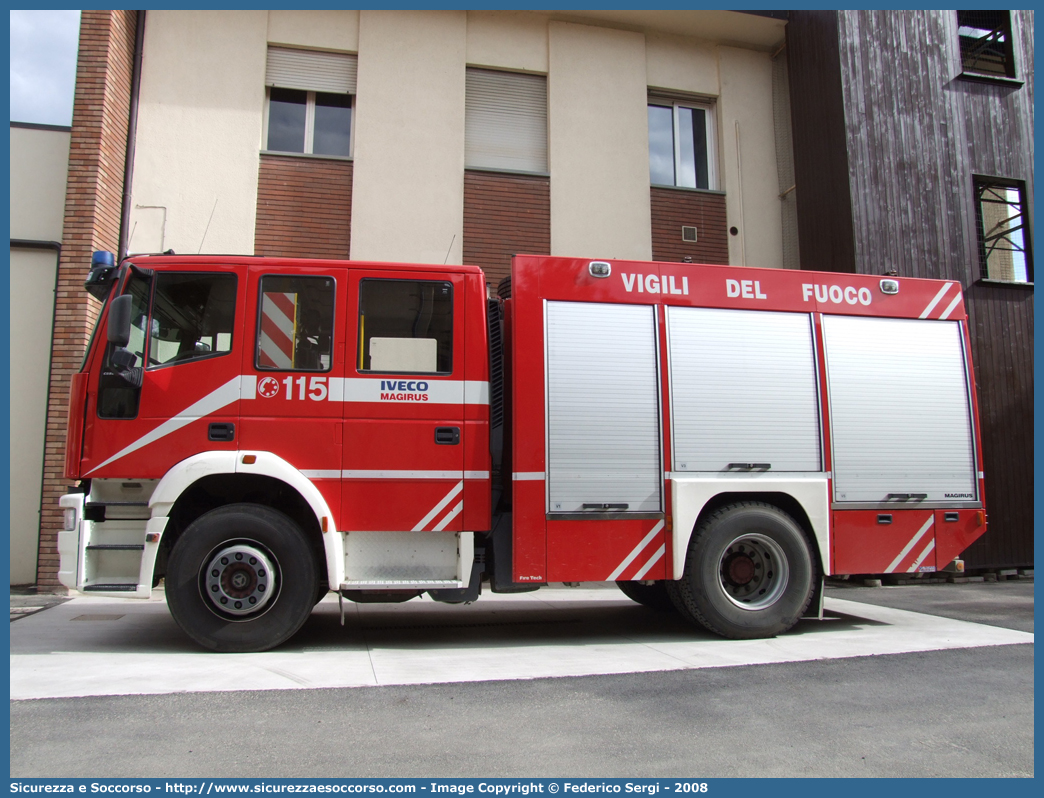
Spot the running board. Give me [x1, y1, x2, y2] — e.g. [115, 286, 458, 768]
[83, 584, 138, 592]
[340, 580, 464, 590]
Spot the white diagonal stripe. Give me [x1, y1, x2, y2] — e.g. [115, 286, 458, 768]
[432, 501, 464, 532]
[919, 283, 952, 319]
[633, 544, 666, 580]
[607, 520, 664, 581]
[87, 376, 245, 474]
[885, 515, 935, 573]
[412, 481, 464, 532]
[938, 292, 963, 320]
[907, 538, 937, 573]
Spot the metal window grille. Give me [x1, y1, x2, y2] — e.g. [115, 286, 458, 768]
[974, 178, 1032, 283]
[957, 11, 1016, 78]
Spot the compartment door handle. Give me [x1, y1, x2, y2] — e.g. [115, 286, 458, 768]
[435, 426, 460, 445]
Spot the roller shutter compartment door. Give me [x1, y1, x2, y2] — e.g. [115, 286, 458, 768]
[823, 315, 977, 503]
[545, 301, 661, 513]
[668, 307, 821, 472]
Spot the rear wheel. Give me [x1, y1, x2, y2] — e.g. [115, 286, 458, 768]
[616, 580, 676, 612]
[166, 504, 319, 652]
[671, 501, 816, 639]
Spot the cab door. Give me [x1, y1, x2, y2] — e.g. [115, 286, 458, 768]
[81, 266, 244, 479]
[237, 266, 346, 520]
[341, 270, 465, 532]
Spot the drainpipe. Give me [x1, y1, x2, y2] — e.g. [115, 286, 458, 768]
[117, 10, 146, 261]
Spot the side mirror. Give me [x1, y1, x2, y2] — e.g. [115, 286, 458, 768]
[108, 294, 133, 347]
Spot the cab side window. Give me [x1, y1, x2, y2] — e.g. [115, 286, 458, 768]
[358, 279, 453, 374]
[256, 275, 336, 371]
[97, 270, 151, 419]
[149, 273, 237, 367]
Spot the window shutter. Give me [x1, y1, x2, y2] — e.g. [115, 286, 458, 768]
[465, 68, 547, 173]
[266, 47, 357, 94]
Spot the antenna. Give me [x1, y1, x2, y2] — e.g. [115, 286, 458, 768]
[198, 197, 219, 254]
[443, 234, 456, 265]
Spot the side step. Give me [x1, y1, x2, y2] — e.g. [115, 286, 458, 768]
[84, 501, 150, 522]
[86, 544, 145, 551]
[83, 584, 138, 592]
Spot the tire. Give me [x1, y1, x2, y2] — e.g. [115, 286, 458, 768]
[616, 580, 676, 612]
[671, 501, 816, 639]
[166, 504, 319, 652]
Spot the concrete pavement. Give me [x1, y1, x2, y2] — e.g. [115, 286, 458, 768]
[9, 583, 1032, 699]
[9, 581, 1034, 777]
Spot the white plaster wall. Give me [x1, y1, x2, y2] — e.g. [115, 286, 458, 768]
[645, 32, 719, 97]
[267, 10, 359, 52]
[9, 125, 69, 584]
[129, 10, 268, 255]
[717, 46, 784, 269]
[548, 22, 651, 261]
[466, 11, 548, 72]
[350, 10, 467, 264]
[9, 249, 58, 583]
[10, 126, 70, 241]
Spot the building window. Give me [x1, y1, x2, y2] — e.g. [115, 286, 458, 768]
[648, 97, 717, 190]
[265, 47, 357, 158]
[465, 68, 548, 173]
[957, 11, 1016, 78]
[974, 177, 1032, 283]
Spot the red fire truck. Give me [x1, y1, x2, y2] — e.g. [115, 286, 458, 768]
[58, 252, 987, 651]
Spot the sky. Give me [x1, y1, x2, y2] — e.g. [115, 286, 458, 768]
[10, 9, 81, 126]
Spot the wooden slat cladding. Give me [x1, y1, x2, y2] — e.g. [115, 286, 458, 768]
[786, 11, 857, 274]
[255, 154, 352, 258]
[650, 188, 728, 264]
[463, 170, 550, 287]
[835, 10, 1034, 283]
[965, 284, 1033, 567]
[789, 10, 1034, 567]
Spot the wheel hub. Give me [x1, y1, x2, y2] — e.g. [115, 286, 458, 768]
[724, 552, 756, 586]
[204, 543, 277, 616]
[718, 534, 790, 611]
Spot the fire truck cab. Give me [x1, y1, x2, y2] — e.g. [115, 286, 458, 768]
[58, 252, 986, 651]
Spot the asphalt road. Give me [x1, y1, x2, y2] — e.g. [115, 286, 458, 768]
[9, 581, 1033, 778]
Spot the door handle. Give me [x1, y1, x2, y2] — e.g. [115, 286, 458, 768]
[435, 426, 460, 445]
[208, 422, 235, 442]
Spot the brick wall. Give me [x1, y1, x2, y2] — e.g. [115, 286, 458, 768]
[650, 187, 729, 264]
[38, 10, 138, 589]
[463, 170, 550, 287]
[255, 154, 353, 258]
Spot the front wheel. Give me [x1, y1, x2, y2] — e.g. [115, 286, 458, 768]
[670, 502, 816, 639]
[166, 504, 319, 652]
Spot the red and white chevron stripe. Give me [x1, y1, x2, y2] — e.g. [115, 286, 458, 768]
[259, 291, 297, 368]
[607, 520, 666, 581]
[412, 481, 464, 532]
[918, 282, 963, 320]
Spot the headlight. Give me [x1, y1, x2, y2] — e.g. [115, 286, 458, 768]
[63, 508, 77, 531]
